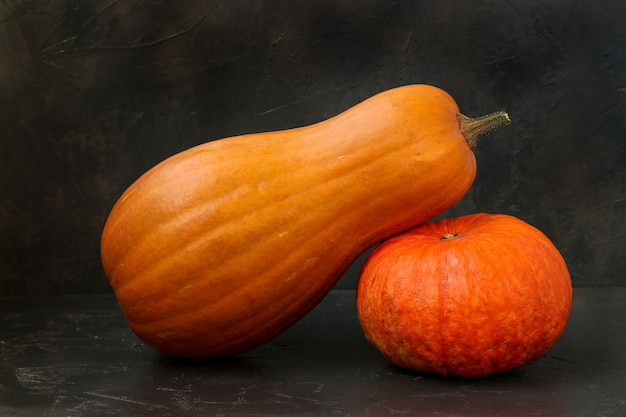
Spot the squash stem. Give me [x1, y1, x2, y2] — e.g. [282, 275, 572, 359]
[457, 111, 511, 151]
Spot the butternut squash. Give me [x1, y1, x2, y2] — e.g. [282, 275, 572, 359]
[100, 84, 510, 359]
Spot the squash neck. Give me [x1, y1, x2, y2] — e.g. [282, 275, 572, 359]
[457, 111, 511, 151]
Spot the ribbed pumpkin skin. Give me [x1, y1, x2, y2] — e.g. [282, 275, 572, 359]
[101, 84, 478, 359]
[356, 213, 573, 378]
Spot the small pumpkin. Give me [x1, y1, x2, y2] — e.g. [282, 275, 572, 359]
[356, 213, 572, 378]
[101, 85, 510, 359]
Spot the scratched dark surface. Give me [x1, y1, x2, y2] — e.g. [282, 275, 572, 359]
[1, 0, 625, 295]
[1, 288, 625, 416]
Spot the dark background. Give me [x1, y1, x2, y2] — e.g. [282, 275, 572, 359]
[1, 0, 624, 296]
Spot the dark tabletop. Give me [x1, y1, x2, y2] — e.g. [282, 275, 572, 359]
[1, 287, 625, 416]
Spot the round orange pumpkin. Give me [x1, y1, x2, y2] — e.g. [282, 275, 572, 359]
[356, 213, 572, 378]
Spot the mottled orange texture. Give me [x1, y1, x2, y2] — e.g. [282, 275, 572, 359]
[356, 213, 572, 378]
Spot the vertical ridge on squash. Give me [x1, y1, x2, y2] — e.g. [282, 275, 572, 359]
[101, 84, 510, 359]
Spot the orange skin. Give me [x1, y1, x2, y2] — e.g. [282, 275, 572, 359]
[101, 85, 482, 359]
[356, 213, 573, 378]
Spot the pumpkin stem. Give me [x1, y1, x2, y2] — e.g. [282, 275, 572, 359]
[440, 233, 460, 240]
[457, 111, 511, 151]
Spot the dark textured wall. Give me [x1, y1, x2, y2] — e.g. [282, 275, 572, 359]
[1, 0, 625, 295]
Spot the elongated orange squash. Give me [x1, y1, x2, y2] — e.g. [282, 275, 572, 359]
[100, 84, 510, 359]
